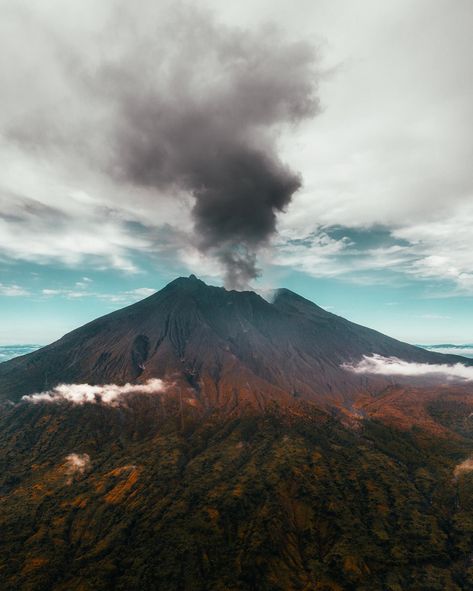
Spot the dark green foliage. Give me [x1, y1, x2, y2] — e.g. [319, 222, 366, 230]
[1, 400, 473, 590]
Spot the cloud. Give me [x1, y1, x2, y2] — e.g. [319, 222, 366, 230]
[343, 354, 473, 382]
[0, 283, 29, 296]
[104, 288, 156, 302]
[421, 345, 473, 359]
[1, 0, 471, 292]
[23, 378, 167, 405]
[454, 457, 473, 479]
[271, 230, 351, 277]
[269, 0, 473, 291]
[41, 286, 156, 303]
[64, 453, 90, 484]
[0, 189, 147, 273]
[0, 0, 320, 288]
[272, 201, 473, 294]
[0, 344, 41, 361]
[417, 314, 451, 320]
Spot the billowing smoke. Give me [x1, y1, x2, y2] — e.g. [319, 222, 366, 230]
[64, 453, 90, 484]
[343, 354, 473, 382]
[4, 1, 320, 289]
[22, 378, 166, 405]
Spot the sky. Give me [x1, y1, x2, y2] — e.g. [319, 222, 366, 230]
[0, 0, 472, 346]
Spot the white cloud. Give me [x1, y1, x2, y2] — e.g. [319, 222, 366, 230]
[272, 200, 473, 293]
[454, 457, 473, 479]
[41, 286, 156, 303]
[101, 287, 156, 303]
[23, 378, 167, 405]
[393, 202, 473, 294]
[271, 230, 351, 277]
[343, 354, 473, 382]
[267, 0, 473, 291]
[418, 314, 451, 320]
[422, 346, 473, 359]
[0, 283, 29, 296]
[0, 0, 472, 289]
[64, 453, 90, 484]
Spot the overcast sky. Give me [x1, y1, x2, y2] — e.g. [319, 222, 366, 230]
[0, 0, 472, 345]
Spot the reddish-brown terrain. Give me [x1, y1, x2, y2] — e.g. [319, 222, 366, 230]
[0, 275, 469, 411]
[1, 276, 473, 590]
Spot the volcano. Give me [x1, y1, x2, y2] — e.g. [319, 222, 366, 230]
[0, 275, 468, 408]
[2, 276, 473, 591]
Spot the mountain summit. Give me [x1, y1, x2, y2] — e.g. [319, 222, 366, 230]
[0, 275, 468, 406]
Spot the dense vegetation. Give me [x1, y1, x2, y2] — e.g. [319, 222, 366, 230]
[2, 397, 473, 590]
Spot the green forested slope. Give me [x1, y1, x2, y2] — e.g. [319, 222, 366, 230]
[2, 398, 473, 591]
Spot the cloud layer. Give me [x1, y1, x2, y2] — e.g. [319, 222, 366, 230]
[23, 379, 167, 405]
[0, 344, 41, 362]
[344, 354, 473, 382]
[1, 0, 319, 288]
[1, 0, 472, 295]
[422, 345, 473, 359]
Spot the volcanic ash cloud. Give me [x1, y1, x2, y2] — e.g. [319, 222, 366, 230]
[3, 1, 320, 289]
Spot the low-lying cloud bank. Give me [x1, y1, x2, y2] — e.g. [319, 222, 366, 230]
[0, 344, 42, 361]
[22, 378, 166, 405]
[343, 354, 473, 382]
[421, 345, 473, 359]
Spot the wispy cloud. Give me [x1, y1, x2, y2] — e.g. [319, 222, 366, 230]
[272, 202, 473, 295]
[454, 457, 473, 479]
[0, 344, 41, 361]
[41, 286, 156, 303]
[421, 345, 473, 359]
[0, 0, 472, 292]
[0, 283, 29, 296]
[23, 378, 167, 405]
[101, 288, 156, 303]
[64, 453, 90, 484]
[417, 314, 451, 320]
[343, 354, 473, 382]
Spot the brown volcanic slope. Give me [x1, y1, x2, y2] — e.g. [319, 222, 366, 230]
[3, 276, 473, 591]
[0, 275, 470, 407]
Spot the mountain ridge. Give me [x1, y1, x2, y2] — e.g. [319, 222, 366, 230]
[0, 275, 470, 407]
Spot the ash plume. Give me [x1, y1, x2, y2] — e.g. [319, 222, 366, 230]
[4, 1, 320, 288]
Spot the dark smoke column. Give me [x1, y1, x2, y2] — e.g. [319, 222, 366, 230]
[192, 146, 303, 289]
[102, 8, 320, 288]
[5, 2, 320, 288]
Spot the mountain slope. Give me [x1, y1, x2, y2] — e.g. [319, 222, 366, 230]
[0, 275, 469, 407]
[2, 398, 473, 591]
[2, 276, 473, 590]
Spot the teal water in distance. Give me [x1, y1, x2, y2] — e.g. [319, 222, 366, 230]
[1, 344, 472, 363]
[0, 345, 42, 362]
[419, 344, 473, 359]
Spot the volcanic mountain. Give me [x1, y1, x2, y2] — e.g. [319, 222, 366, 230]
[2, 276, 473, 591]
[0, 275, 469, 408]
